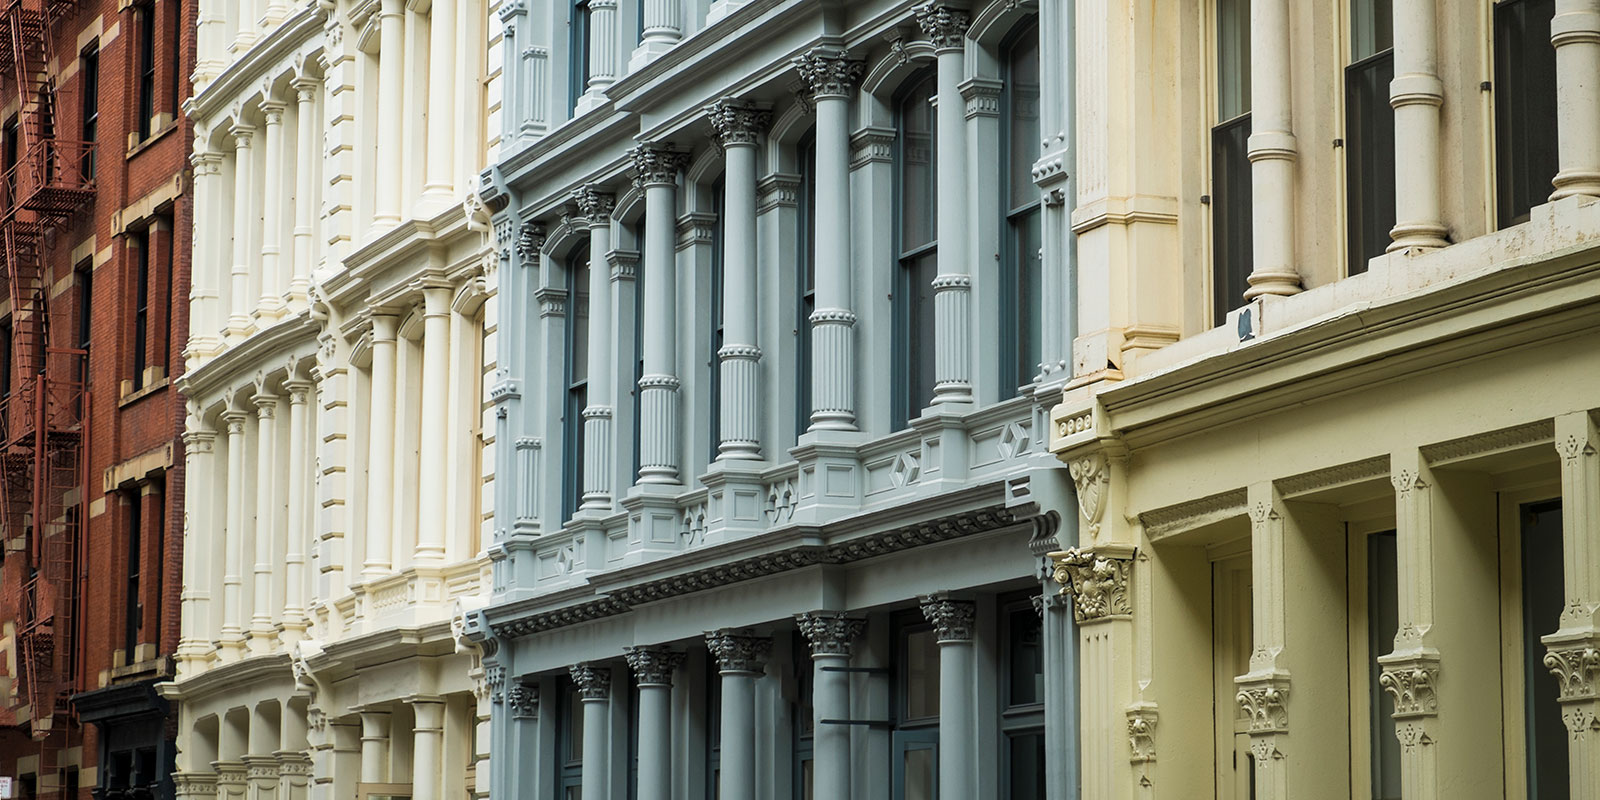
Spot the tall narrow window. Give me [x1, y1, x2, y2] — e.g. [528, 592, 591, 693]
[894, 71, 938, 430]
[1522, 500, 1566, 798]
[791, 631, 815, 800]
[891, 612, 940, 800]
[1211, 0, 1253, 326]
[1367, 531, 1401, 800]
[124, 492, 142, 656]
[1002, 21, 1043, 393]
[570, 0, 592, 114]
[563, 249, 592, 522]
[132, 230, 151, 390]
[167, 0, 181, 112]
[557, 678, 584, 799]
[76, 263, 92, 393]
[795, 133, 816, 440]
[708, 175, 725, 460]
[704, 664, 722, 800]
[137, 2, 157, 141]
[0, 318, 12, 401]
[632, 217, 646, 483]
[80, 43, 99, 180]
[1345, 0, 1394, 276]
[1494, 0, 1559, 227]
[1001, 599, 1046, 800]
[3, 116, 19, 206]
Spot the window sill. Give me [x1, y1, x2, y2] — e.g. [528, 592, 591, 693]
[118, 375, 169, 408]
[124, 118, 178, 160]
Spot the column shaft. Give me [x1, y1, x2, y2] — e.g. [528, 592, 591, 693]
[291, 80, 319, 302]
[228, 125, 256, 336]
[416, 289, 451, 563]
[1550, 412, 1600, 797]
[1551, 0, 1600, 199]
[258, 102, 288, 319]
[634, 147, 689, 483]
[220, 413, 248, 654]
[423, 0, 457, 202]
[569, 663, 612, 800]
[587, 0, 618, 96]
[359, 711, 391, 784]
[797, 613, 863, 800]
[374, 0, 405, 228]
[250, 396, 278, 649]
[1388, 0, 1447, 251]
[581, 190, 617, 508]
[719, 671, 756, 799]
[717, 126, 763, 459]
[637, 684, 671, 800]
[630, 0, 682, 69]
[920, 7, 974, 405]
[189, 151, 223, 352]
[364, 316, 398, 577]
[178, 428, 216, 665]
[282, 382, 310, 639]
[411, 699, 445, 800]
[921, 595, 976, 800]
[1244, 0, 1301, 298]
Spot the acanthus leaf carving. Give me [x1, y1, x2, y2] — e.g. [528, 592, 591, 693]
[1068, 453, 1109, 538]
[1049, 547, 1133, 623]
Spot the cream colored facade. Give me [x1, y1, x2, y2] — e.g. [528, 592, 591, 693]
[166, 2, 502, 800]
[1046, 0, 1600, 799]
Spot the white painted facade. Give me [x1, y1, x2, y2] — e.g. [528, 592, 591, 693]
[168, 3, 502, 800]
[471, 1, 1076, 799]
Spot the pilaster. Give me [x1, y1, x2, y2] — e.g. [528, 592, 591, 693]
[633, 144, 693, 484]
[1548, 411, 1600, 796]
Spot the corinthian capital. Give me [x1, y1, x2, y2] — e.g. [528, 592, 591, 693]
[568, 662, 611, 699]
[706, 98, 772, 149]
[919, 593, 975, 642]
[515, 222, 546, 260]
[706, 629, 772, 674]
[914, 2, 971, 51]
[793, 46, 865, 100]
[574, 185, 616, 226]
[623, 646, 686, 687]
[796, 611, 865, 657]
[631, 143, 692, 189]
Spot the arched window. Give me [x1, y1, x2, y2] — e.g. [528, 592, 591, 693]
[894, 70, 938, 430]
[562, 247, 591, 522]
[1002, 20, 1042, 393]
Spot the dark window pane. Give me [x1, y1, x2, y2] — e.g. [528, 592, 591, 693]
[1495, 0, 1559, 227]
[1008, 208, 1043, 391]
[1008, 608, 1044, 707]
[899, 251, 939, 427]
[1008, 732, 1046, 800]
[1217, 0, 1252, 121]
[571, 257, 590, 384]
[1523, 501, 1568, 800]
[710, 175, 725, 459]
[1007, 24, 1041, 211]
[797, 134, 816, 439]
[1211, 114, 1253, 326]
[899, 73, 938, 252]
[904, 627, 940, 720]
[1351, 0, 1393, 60]
[903, 747, 935, 800]
[570, 1, 591, 113]
[1345, 50, 1396, 276]
[1368, 531, 1401, 800]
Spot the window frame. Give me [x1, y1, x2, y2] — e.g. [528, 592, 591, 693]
[80, 41, 99, 179]
[708, 174, 726, 462]
[556, 676, 584, 798]
[999, 19, 1044, 395]
[562, 245, 592, 523]
[137, 0, 157, 141]
[795, 131, 817, 441]
[998, 593, 1046, 800]
[892, 68, 940, 431]
[569, 0, 593, 114]
[124, 489, 142, 655]
[1208, 0, 1254, 328]
[1492, 0, 1560, 229]
[132, 228, 151, 389]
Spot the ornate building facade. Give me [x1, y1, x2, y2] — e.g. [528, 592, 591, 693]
[164, 3, 501, 800]
[468, 0, 1079, 798]
[1045, 0, 1600, 798]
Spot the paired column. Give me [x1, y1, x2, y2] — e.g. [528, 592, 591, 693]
[624, 647, 685, 800]
[793, 48, 865, 431]
[358, 709, 391, 783]
[410, 697, 446, 800]
[373, 0, 405, 229]
[219, 409, 249, 657]
[189, 149, 224, 354]
[1548, 412, 1600, 795]
[1551, 0, 1600, 199]
[707, 630, 771, 800]
[916, 4, 976, 405]
[249, 392, 280, 651]
[416, 287, 451, 564]
[421, 0, 458, 208]
[281, 378, 312, 641]
[363, 314, 399, 578]
[569, 663, 612, 800]
[258, 99, 289, 320]
[579, 187, 617, 509]
[707, 99, 770, 460]
[633, 144, 691, 484]
[290, 77, 320, 304]
[630, 0, 683, 69]
[177, 423, 217, 669]
[228, 123, 256, 337]
[1387, 0, 1448, 252]
[796, 612, 865, 800]
[920, 594, 976, 799]
[1244, 0, 1301, 298]
[577, 0, 619, 112]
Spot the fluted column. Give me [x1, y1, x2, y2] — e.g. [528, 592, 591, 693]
[1244, 0, 1301, 298]
[228, 123, 256, 338]
[796, 612, 865, 800]
[1387, 0, 1448, 252]
[281, 379, 312, 641]
[1548, 412, 1600, 797]
[630, 0, 683, 70]
[624, 648, 684, 800]
[794, 48, 865, 431]
[569, 664, 612, 800]
[363, 315, 398, 578]
[707, 630, 771, 800]
[358, 710, 391, 783]
[577, 0, 619, 112]
[219, 410, 249, 658]
[415, 287, 451, 564]
[707, 100, 770, 460]
[249, 393, 280, 652]
[917, 4, 976, 404]
[409, 698, 445, 800]
[576, 187, 617, 508]
[178, 423, 217, 668]
[1551, 0, 1600, 199]
[421, 0, 457, 208]
[633, 144, 691, 484]
[257, 100, 289, 321]
[921, 594, 976, 800]
[373, 0, 405, 229]
[189, 149, 224, 355]
[290, 78, 319, 305]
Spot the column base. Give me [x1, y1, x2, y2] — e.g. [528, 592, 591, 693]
[1385, 222, 1449, 254]
[1551, 170, 1600, 202]
[413, 189, 458, 221]
[706, 0, 752, 24]
[628, 36, 681, 73]
[620, 483, 689, 563]
[225, 316, 256, 342]
[247, 621, 280, 654]
[574, 88, 612, 115]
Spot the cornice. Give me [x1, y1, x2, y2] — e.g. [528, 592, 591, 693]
[326, 204, 479, 310]
[180, 315, 320, 401]
[193, 7, 326, 121]
[162, 652, 295, 703]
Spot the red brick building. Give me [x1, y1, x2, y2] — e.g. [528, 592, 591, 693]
[0, 2, 192, 799]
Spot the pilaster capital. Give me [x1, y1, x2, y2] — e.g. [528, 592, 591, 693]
[515, 222, 546, 261]
[793, 46, 865, 100]
[623, 646, 686, 687]
[918, 593, 975, 642]
[1544, 641, 1600, 702]
[705, 629, 772, 674]
[796, 611, 865, 657]
[1048, 545, 1134, 623]
[706, 97, 772, 149]
[222, 410, 250, 435]
[1126, 704, 1158, 764]
[183, 428, 218, 451]
[914, 2, 971, 52]
[259, 100, 288, 126]
[292, 78, 322, 104]
[1377, 656, 1441, 718]
[230, 123, 257, 149]
[574, 185, 617, 226]
[569, 662, 612, 699]
[370, 312, 399, 341]
[507, 684, 539, 719]
[252, 394, 280, 418]
[1234, 673, 1291, 734]
[631, 143, 692, 188]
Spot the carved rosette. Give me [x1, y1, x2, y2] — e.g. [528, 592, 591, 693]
[914, 2, 971, 52]
[574, 185, 616, 227]
[1126, 705, 1158, 764]
[793, 46, 866, 100]
[1049, 547, 1133, 623]
[1235, 677, 1290, 733]
[796, 611, 866, 657]
[569, 662, 612, 700]
[631, 143, 692, 188]
[1378, 659, 1440, 718]
[507, 684, 539, 719]
[624, 646, 686, 687]
[515, 222, 545, 261]
[1544, 643, 1600, 701]
[706, 629, 773, 674]
[1068, 454, 1109, 538]
[919, 593, 976, 643]
[706, 98, 772, 149]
